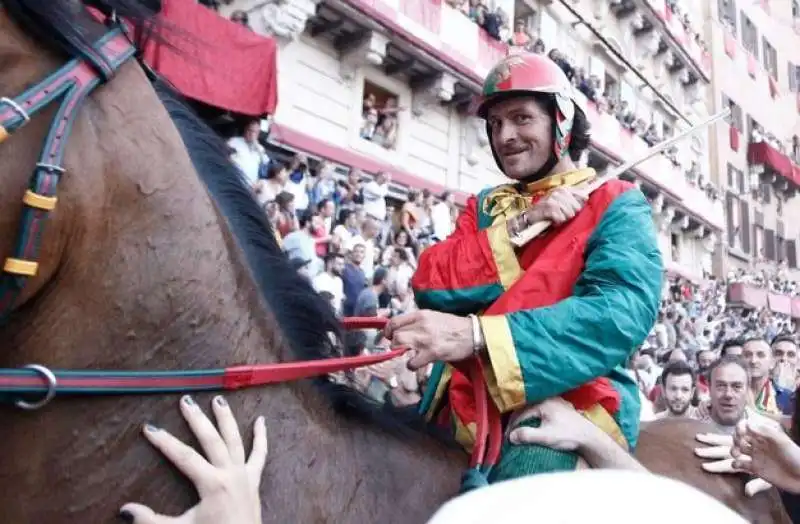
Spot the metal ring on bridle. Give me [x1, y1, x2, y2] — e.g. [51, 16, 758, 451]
[35, 163, 66, 174]
[15, 364, 57, 411]
[0, 97, 31, 122]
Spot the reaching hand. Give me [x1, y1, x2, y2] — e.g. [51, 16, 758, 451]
[120, 395, 268, 524]
[731, 419, 800, 494]
[695, 432, 772, 497]
[507, 398, 593, 452]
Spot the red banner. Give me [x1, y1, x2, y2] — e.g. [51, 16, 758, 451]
[729, 283, 800, 318]
[748, 141, 800, 185]
[142, 0, 278, 116]
[730, 125, 740, 152]
[724, 31, 737, 58]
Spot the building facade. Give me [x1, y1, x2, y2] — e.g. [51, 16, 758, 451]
[706, 0, 800, 279]
[223, 0, 724, 280]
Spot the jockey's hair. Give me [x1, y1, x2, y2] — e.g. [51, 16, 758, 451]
[527, 93, 591, 162]
[660, 360, 696, 388]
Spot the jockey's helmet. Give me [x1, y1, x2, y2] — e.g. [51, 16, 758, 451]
[476, 53, 586, 180]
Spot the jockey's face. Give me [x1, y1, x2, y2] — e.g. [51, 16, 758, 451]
[709, 363, 748, 426]
[663, 373, 694, 416]
[487, 96, 553, 180]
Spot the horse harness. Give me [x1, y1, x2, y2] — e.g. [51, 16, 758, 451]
[0, 24, 503, 484]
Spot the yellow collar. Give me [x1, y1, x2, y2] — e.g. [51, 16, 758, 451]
[484, 168, 596, 219]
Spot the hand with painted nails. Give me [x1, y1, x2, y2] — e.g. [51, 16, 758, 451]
[120, 395, 268, 524]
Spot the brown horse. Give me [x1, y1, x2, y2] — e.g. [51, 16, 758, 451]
[0, 1, 789, 523]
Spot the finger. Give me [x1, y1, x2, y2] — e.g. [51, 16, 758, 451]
[141, 424, 215, 483]
[508, 405, 543, 431]
[180, 395, 231, 466]
[695, 433, 733, 447]
[212, 396, 246, 465]
[745, 478, 772, 497]
[386, 312, 419, 337]
[119, 503, 177, 524]
[701, 458, 738, 474]
[732, 455, 753, 472]
[694, 445, 732, 459]
[509, 427, 549, 446]
[407, 349, 435, 371]
[247, 416, 269, 485]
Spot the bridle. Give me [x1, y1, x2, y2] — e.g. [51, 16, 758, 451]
[0, 21, 502, 489]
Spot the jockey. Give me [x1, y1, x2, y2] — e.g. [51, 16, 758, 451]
[385, 53, 663, 486]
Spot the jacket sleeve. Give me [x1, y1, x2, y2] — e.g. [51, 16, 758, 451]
[412, 196, 522, 314]
[478, 189, 664, 413]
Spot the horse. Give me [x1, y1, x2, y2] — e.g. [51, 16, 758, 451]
[0, 1, 789, 523]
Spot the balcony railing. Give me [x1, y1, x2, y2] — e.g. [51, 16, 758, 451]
[728, 282, 798, 317]
[645, 0, 712, 79]
[747, 141, 800, 186]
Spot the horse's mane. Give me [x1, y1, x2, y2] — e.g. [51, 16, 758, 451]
[3, 0, 455, 442]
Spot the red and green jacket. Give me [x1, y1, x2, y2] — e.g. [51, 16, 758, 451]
[412, 168, 663, 451]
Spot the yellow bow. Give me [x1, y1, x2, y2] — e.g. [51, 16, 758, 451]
[483, 168, 597, 219]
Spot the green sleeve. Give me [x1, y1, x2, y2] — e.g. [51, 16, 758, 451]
[479, 189, 663, 411]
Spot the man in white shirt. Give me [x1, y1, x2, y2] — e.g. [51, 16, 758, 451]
[347, 216, 379, 280]
[362, 171, 390, 221]
[431, 191, 455, 242]
[227, 119, 268, 188]
[312, 253, 345, 314]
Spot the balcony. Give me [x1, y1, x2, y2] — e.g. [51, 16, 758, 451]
[636, 0, 712, 80]
[728, 282, 798, 317]
[747, 141, 800, 193]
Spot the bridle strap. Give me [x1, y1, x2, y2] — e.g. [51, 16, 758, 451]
[0, 29, 137, 322]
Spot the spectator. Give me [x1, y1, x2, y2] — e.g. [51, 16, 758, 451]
[772, 335, 798, 391]
[227, 119, 268, 188]
[655, 361, 699, 419]
[274, 191, 299, 238]
[362, 171, 390, 221]
[508, 19, 531, 48]
[285, 154, 310, 215]
[741, 336, 794, 416]
[331, 208, 360, 254]
[310, 162, 338, 207]
[348, 216, 380, 279]
[281, 210, 321, 277]
[312, 253, 345, 314]
[430, 191, 455, 242]
[386, 246, 415, 300]
[254, 162, 288, 208]
[342, 244, 368, 317]
[317, 199, 336, 235]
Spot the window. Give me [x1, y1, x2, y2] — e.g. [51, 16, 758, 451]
[789, 62, 800, 92]
[794, 0, 800, 18]
[765, 228, 776, 260]
[741, 13, 758, 56]
[728, 163, 746, 194]
[726, 191, 739, 248]
[762, 38, 777, 79]
[746, 114, 762, 142]
[787, 240, 797, 268]
[719, 0, 738, 35]
[723, 95, 744, 131]
[740, 199, 751, 254]
[360, 81, 400, 151]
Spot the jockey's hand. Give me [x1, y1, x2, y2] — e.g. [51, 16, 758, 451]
[385, 310, 473, 370]
[507, 398, 592, 452]
[695, 432, 773, 497]
[731, 419, 800, 494]
[525, 186, 588, 226]
[120, 395, 267, 524]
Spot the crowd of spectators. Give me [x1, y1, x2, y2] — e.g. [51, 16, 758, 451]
[632, 270, 799, 422]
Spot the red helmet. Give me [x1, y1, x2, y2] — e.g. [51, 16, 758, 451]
[476, 53, 580, 169]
